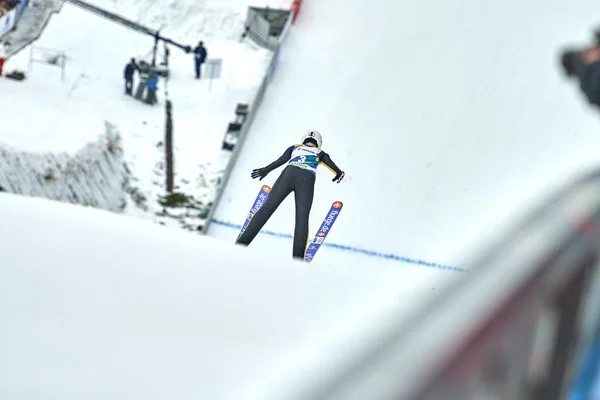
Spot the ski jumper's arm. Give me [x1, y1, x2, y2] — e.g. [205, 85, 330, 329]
[250, 146, 295, 180]
[319, 152, 342, 175]
[265, 146, 294, 172]
[319, 152, 345, 183]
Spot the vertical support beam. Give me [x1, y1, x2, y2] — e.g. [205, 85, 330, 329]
[152, 32, 159, 67]
[165, 100, 174, 192]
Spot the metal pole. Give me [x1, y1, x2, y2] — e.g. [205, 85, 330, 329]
[152, 32, 159, 67]
[165, 100, 174, 192]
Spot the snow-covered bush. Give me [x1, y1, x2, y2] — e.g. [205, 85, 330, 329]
[156, 191, 211, 232]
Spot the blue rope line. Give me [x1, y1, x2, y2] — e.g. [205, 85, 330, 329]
[210, 219, 463, 272]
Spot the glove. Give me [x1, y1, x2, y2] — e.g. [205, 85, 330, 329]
[251, 167, 269, 181]
[332, 171, 345, 183]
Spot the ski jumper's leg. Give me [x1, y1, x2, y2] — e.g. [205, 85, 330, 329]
[292, 168, 315, 259]
[236, 167, 294, 246]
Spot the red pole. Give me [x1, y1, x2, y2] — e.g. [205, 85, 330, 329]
[291, 0, 302, 23]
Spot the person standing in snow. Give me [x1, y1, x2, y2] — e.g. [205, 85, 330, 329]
[235, 130, 345, 260]
[144, 70, 159, 105]
[135, 60, 151, 100]
[123, 58, 138, 95]
[193, 41, 207, 79]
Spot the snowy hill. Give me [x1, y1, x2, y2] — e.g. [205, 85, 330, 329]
[0, 192, 454, 399]
[1, 0, 282, 229]
[4, 0, 600, 269]
[211, 0, 600, 268]
[1, 0, 599, 396]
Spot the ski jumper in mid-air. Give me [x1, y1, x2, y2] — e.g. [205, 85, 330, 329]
[236, 130, 345, 260]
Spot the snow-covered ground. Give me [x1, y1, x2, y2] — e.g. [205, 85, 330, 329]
[211, 0, 600, 269]
[0, 0, 280, 228]
[7, 0, 600, 269]
[0, 0, 598, 396]
[0, 191, 455, 399]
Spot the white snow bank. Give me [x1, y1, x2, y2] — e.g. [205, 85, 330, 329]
[0, 191, 452, 399]
[0, 121, 131, 212]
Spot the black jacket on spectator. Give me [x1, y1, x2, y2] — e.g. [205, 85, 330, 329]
[124, 62, 138, 80]
[193, 45, 207, 63]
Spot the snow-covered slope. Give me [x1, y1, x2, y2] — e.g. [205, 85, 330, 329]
[1, 0, 279, 227]
[211, 0, 600, 267]
[0, 192, 454, 399]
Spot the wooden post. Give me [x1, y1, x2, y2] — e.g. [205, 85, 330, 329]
[165, 100, 174, 192]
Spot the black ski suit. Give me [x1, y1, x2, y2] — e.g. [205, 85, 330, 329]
[236, 144, 344, 259]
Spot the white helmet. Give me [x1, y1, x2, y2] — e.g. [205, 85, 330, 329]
[301, 130, 322, 148]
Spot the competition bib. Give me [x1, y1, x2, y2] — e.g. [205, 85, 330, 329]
[288, 145, 320, 174]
